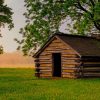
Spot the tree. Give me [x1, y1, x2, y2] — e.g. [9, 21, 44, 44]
[0, 0, 13, 54]
[0, 0, 13, 32]
[19, 0, 100, 55]
[0, 45, 3, 54]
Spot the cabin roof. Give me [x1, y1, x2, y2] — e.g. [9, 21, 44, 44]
[33, 32, 100, 57]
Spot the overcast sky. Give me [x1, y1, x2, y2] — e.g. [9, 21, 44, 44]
[0, 0, 67, 53]
[0, 0, 26, 52]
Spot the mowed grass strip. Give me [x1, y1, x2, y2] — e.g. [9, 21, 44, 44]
[0, 68, 100, 100]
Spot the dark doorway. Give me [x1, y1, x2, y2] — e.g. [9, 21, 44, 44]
[52, 53, 61, 77]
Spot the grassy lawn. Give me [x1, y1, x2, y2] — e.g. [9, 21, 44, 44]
[0, 68, 100, 100]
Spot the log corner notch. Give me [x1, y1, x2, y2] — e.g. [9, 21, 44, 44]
[34, 58, 40, 77]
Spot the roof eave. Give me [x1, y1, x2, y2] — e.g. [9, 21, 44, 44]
[33, 34, 57, 58]
[55, 36, 82, 57]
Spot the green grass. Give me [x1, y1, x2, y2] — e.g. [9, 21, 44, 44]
[0, 68, 100, 100]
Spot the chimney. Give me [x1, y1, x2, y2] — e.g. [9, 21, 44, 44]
[91, 33, 100, 40]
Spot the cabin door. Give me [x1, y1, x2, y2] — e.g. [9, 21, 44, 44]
[52, 53, 61, 77]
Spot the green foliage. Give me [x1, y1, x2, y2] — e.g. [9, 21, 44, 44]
[0, 46, 3, 54]
[19, 0, 100, 55]
[0, 0, 13, 54]
[0, 0, 13, 29]
[0, 68, 100, 100]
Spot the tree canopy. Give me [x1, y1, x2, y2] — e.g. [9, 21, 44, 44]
[0, 0, 13, 31]
[19, 0, 100, 55]
[0, 0, 13, 54]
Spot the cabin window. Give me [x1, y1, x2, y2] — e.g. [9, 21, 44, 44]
[52, 53, 61, 77]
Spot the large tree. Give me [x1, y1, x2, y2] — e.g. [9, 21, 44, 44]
[19, 0, 100, 55]
[0, 0, 13, 30]
[0, 0, 13, 54]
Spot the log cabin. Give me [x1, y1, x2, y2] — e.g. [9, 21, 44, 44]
[33, 33, 100, 78]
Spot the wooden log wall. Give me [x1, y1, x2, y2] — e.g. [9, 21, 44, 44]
[34, 37, 81, 78]
[81, 58, 100, 77]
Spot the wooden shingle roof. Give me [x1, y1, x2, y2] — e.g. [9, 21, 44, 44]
[33, 32, 100, 57]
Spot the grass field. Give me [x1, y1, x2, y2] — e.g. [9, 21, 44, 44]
[0, 68, 100, 100]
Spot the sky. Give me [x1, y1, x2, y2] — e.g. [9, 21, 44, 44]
[0, 0, 68, 53]
[0, 0, 26, 52]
